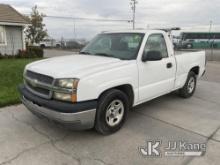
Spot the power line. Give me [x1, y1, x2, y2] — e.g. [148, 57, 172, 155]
[25, 13, 132, 23]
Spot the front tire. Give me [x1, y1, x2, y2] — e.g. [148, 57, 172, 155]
[95, 89, 129, 135]
[179, 71, 197, 98]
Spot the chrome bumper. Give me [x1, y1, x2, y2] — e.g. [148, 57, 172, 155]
[21, 96, 96, 130]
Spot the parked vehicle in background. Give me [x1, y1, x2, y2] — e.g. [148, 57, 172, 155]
[19, 30, 206, 135]
[172, 35, 181, 49]
[179, 32, 220, 49]
[35, 37, 61, 48]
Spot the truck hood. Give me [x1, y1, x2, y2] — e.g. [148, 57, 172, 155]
[26, 54, 130, 79]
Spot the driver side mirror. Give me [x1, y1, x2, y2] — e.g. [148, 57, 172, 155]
[142, 50, 163, 62]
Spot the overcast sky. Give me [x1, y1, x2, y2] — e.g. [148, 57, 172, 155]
[2, 0, 220, 39]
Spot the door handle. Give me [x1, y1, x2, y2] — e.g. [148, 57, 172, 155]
[167, 62, 172, 68]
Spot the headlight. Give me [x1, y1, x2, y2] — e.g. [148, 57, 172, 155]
[53, 78, 79, 103]
[55, 78, 79, 89]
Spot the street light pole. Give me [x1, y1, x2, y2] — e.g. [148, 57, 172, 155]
[209, 20, 213, 34]
[209, 21, 213, 61]
[73, 21, 77, 39]
[130, 0, 138, 30]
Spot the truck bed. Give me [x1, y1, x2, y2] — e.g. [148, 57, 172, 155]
[175, 50, 203, 55]
[174, 50, 206, 89]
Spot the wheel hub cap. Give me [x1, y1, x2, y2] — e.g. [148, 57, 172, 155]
[187, 77, 195, 93]
[105, 100, 124, 127]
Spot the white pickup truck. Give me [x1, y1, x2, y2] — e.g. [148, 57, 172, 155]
[19, 30, 206, 135]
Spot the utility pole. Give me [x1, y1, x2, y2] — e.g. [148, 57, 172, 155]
[74, 21, 76, 39]
[209, 21, 213, 61]
[130, 0, 138, 29]
[209, 20, 213, 34]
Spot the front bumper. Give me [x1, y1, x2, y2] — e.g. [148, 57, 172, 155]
[18, 84, 97, 130]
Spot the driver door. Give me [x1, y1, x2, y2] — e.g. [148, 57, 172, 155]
[138, 33, 176, 102]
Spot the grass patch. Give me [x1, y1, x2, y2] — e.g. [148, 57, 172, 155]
[0, 58, 41, 108]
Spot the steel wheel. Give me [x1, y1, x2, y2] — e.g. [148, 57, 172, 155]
[187, 44, 192, 49]
[179, 71, 197, 98]
[105, 99, 124, 127]
[187, 77, 195, 93]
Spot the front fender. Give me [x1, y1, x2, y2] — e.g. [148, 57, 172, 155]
[96, 77, 135, 98]
[77, 63, 138, 102]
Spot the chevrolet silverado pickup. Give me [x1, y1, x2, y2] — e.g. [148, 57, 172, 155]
[19, 30, 206, 135]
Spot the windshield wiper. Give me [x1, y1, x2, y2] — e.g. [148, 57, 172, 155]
[79, 51, 91, 55]
[80, 52, 120, 59]
[94, 53, 116, 58]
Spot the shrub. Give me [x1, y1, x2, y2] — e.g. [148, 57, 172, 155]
[17, 49, 28, 58]
[27, 46, 44, 58]
[0, 54, 17, 59]
[0, 47, 43, 59]
[16, 46, 44, 58]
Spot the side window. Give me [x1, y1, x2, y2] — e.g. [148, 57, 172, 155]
[0, 26, 6, 45]
[144, 34, 168, 58]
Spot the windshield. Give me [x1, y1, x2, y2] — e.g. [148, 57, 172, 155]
[80, 33, 144, 60]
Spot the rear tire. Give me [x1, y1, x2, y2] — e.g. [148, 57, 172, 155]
[95, 89, 129, 135]
[179, 71, 197, 98]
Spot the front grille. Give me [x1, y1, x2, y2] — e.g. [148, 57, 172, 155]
[26, 81, 50, 95]
[25, 70, 54, 98]
[26, 70, 54, 84]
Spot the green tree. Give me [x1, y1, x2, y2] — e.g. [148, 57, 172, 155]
[25, 5, 47, 44]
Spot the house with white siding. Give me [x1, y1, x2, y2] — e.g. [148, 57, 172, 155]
[0, 4, 29, 55]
